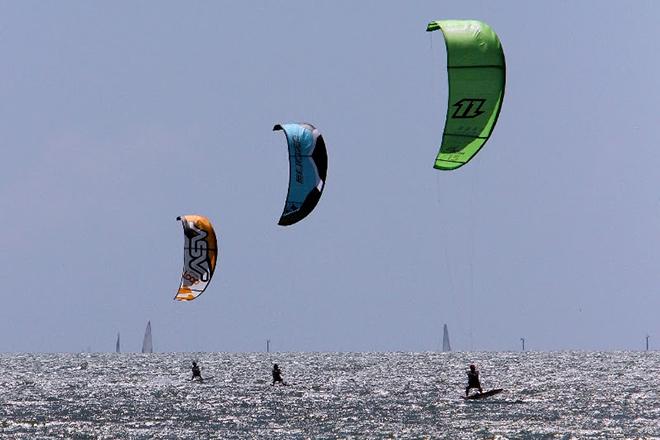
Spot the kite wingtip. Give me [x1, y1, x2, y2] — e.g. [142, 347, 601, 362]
[426, 21, 440, 32]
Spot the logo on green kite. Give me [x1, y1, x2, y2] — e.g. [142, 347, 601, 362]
[451, 98, 486, 119]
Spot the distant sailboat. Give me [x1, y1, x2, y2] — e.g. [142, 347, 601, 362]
[142, 321, 153, 353]
[442, 324, 451, 352]
[115, 332, 120, 353]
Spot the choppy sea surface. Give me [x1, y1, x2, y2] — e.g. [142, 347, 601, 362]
[0, 352, 658, 439]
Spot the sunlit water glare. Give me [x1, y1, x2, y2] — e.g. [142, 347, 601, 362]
[0, 352, 657, 439]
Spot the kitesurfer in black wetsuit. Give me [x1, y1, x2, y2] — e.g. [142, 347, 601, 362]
[465, 364, 483, 396]
[191, 361, 202, 381]
[272, 363, 285, 386]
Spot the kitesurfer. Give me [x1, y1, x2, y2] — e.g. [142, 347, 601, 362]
[191, 361, 202, 381]
[465, 364, 483, 396]
[272, 363, 285, 386]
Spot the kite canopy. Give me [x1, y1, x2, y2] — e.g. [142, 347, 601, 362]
[175, 215, 218, 301]
[427, 20, 505, 170]
[274, 123, 327, 226]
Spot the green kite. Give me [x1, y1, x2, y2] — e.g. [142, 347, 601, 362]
[427, 20, 506, 170]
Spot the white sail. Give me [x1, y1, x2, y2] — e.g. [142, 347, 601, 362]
[116, 332, 120, 353]
[442, 324, 451, 352]
[142, 321, 153, 353]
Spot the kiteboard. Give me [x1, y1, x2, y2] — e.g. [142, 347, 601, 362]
[191, 376, 214, 383]
[463, 389, 503, 400]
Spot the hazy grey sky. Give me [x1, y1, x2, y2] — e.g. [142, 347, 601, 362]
[1, 1, 659, 353]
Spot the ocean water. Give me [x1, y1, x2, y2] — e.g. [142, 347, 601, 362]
[0, 352, 657, 439]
